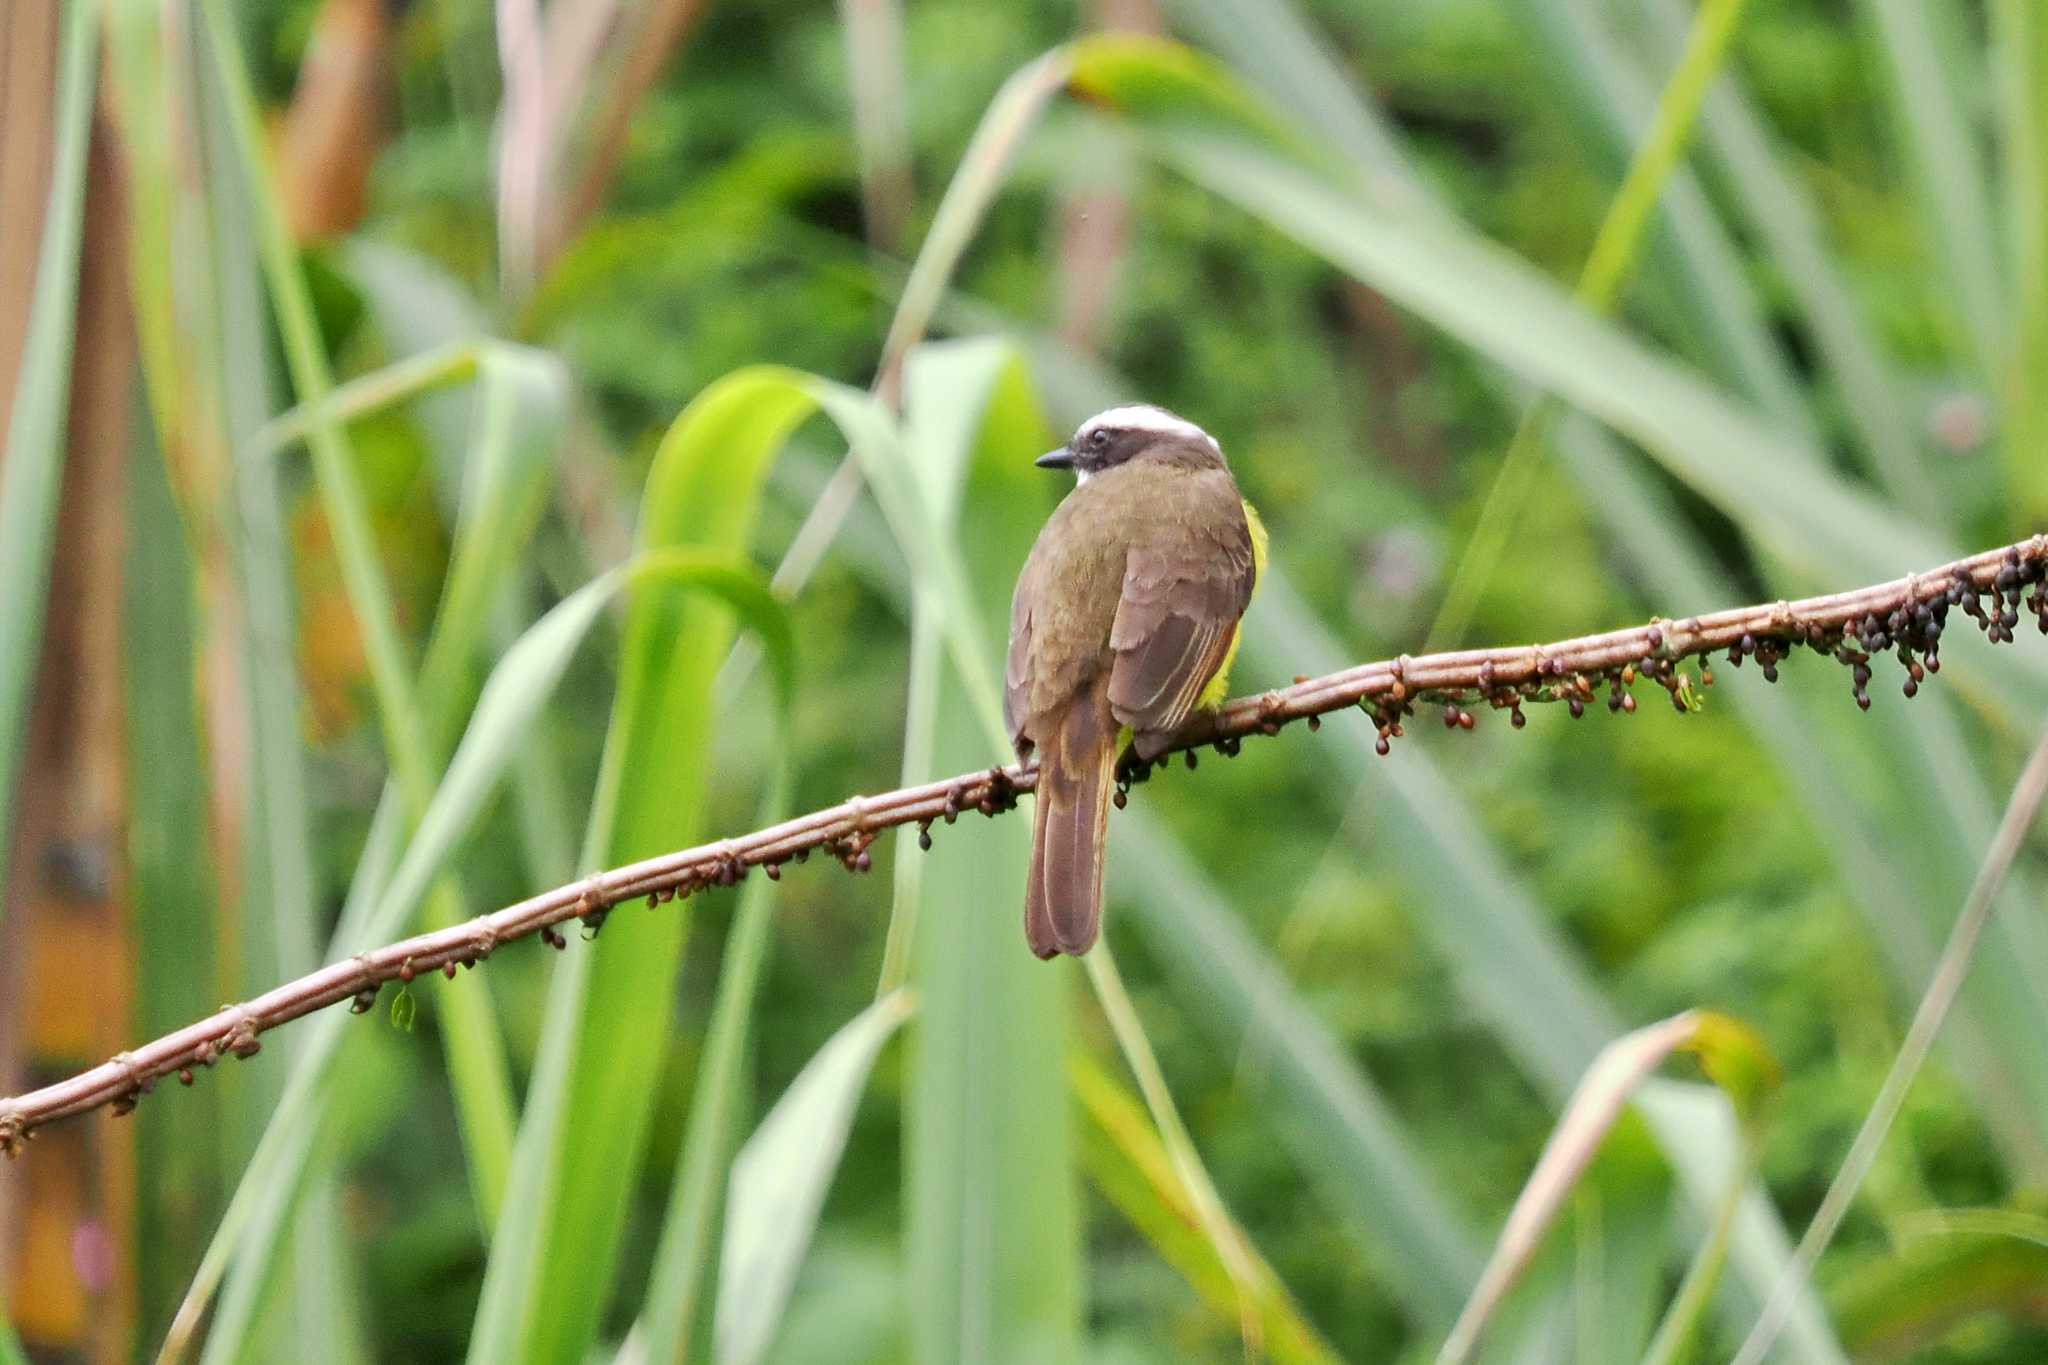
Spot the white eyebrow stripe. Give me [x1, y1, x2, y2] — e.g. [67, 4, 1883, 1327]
[1079, 405, 1220, 451]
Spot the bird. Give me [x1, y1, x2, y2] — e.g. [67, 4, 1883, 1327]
[1005, 405, 1266, 959]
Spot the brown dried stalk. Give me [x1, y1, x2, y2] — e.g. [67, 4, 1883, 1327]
[4, 534, 2046, 1154]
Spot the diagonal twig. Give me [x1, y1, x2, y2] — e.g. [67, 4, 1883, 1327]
[2, 534, 2045, 1150]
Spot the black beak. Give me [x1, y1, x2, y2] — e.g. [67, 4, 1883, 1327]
[1035, 447, 1074, 470]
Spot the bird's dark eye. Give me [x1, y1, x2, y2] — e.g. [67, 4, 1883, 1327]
[1089, 428, 1111, 448]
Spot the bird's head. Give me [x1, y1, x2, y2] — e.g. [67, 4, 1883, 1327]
[1036, 405, 1225, 483]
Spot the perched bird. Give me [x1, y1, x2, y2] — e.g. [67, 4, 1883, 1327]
[1005, 406, 1266, 958]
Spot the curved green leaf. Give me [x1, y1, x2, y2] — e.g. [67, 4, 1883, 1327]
[630, 775, 791, 1365]
[714, 991, 917, 1365]
[195, 340, 570, 1358]
[1440, 1012, 1778, 1363]
[169, 552, 782, 1360]
[193, 16, 562, 1344]
[468, 367, 817, 1365]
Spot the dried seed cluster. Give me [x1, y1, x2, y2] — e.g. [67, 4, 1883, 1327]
[1327, 544, 2048, 756]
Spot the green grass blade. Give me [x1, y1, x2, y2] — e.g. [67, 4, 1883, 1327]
[336, 240, 500, 469]
[1864, 0, 2004, 380]
[1428, 0, 1752, 650]
[1439, 1012, 1776, 1363]
[1568, 0, 1752, 321]
[190, 17, 352, 1352]
[253, 341, 484, 457]
[126, 404, 228, 1341]
[1155, 0, 1420, 203]
[197, 0, 525, 1241]
[873, 339, 1011, 995]
[633, 775, 793, 1365]
[1084, 945, 1277, 1357]
[714, 992, 916, 1365]
[413, 344, 568, 704]
[734, 41, 1094, 662]
[334, 242, 589, 909]
[1572, 1168, 1672, 1365]
[877, 51, 1074, 388]
[836, 0, 914, 253]
[1996, 0, 2048, 521]
[1628, 0, 1943, 513]
[200, 340, 565, 1356]
[1639, 1137, 1751, 1365]
[629, 530, 803, 1365]
[1640, 1082, 1845, 1362]
[166, 554, 769, 1358]
[1070, 1054, 1341, 1364]
[196, 0, 431, 810]
[466, 369, 816, 1365]
[873, 554, 944, 998]
[1114, 815, 1483, 1327]
[0, 0, 95, 910]
[181, 561, 619, 1355]
[1497, 0, 1807, 431]
[812, 382, 1008, 739]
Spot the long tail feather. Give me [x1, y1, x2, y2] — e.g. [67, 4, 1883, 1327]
[1024, 686, 1118, 958]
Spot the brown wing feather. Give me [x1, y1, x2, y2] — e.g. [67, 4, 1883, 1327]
[1004, 594, 1035, 752]
[1107, 479, 1255, 742]
[1107, 611, 1233, 735]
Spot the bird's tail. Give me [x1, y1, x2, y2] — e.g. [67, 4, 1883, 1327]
[1025, 682, 1118, 959]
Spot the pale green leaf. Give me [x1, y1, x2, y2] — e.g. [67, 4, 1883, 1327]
[714, 992, 917, 1365]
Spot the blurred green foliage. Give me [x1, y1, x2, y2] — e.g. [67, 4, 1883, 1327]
[250, 0, 2043, 1356]
[10, 0, 2048, 1360]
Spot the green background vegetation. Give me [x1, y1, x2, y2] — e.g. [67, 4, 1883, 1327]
[6, 0, 2048, 1361]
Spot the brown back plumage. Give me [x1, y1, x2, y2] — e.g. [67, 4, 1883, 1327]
[1007, 427, 1255, 958]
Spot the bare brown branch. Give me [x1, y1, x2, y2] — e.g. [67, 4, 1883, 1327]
[4, 534, 2046, 1152]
